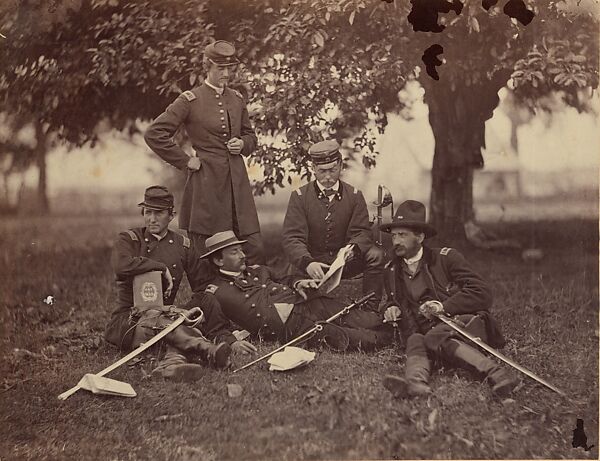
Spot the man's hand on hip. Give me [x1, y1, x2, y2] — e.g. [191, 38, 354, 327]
[187, 157, 201, 171]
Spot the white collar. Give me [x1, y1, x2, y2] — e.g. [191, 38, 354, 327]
[220, 268, 242, 277]
[205, 79, 224, 95]
[316, 180, 340, 192]
[151, 231, 168, 241]
[404, 247, 423, 265]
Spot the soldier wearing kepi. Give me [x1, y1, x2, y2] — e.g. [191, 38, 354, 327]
[282, 139, 385, 309]
[104, 186, 256, 380]
[197, 231, 394, 352]
[144, 40, 264, 265]
[380, 200, 519, 397]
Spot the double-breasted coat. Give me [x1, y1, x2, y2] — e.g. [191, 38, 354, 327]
[144, 83, 260, 236]
[197, 265, 393, 350]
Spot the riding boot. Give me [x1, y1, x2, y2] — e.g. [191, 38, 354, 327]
[443, 339, 519, 396]
[152, 346, 205, 382]
[383, 333, 432, 397]
[165, 325, 231, 369]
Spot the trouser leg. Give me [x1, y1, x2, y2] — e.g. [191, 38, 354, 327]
[341, 244, 385, 310]
[131, 309, 231, 369]
[383, 333, 432, 397]
[239, 232, 266, 266]
[439, 339, 519, 396]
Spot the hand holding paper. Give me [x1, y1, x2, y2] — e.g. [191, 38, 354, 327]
[317, 244, 354, 293]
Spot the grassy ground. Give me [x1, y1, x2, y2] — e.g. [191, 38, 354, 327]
[0, 215, 598, 460]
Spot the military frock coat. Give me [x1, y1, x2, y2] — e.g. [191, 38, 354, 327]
[144, 83, 260, 236]
[282, 180, 374, 271]
[105, 227, 233, 350]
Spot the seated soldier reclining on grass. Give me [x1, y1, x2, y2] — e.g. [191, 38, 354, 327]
[192, 231, 395, 352]
[380, 200, 520, 398]
[104, 186, 256, 381]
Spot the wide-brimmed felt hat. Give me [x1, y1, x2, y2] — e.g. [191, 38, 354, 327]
[308, 139, 342, 165]
[204, 40, 239, 67]
[137, 185, 174, 211]
[200, 231, 247, 259]
[380, 200, 437, 238]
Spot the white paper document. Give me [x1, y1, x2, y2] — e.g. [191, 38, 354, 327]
[268, 347, 316, 372]
[317, 244, 353, 293]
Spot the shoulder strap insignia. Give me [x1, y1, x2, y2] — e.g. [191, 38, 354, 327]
[230, 88, 243, 99]
[440, 247, 452, 255]
[353, 187, 358, 194]
[205, 284, 219, 294]
[182, 90, 196, 102]
[182, 236, 190, 248]
[249, 264, 260, 269]
[126, 230, 138, 241]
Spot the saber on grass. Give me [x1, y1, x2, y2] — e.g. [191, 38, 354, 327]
[434, 313, 566, 396]
[58, 309, 203, 400]
[233, 292, 375, 373]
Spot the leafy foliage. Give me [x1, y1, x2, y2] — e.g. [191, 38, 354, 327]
[0, 0, 598, 200]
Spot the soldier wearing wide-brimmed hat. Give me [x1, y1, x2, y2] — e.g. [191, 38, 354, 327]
[380, 200, 519, 398]
[144, 40, 264, 266]
[104, 186, 256, 380]
[282, 139, 385, 309]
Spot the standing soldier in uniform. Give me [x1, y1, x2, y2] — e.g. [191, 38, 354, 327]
[282, 140, 385, 309]
[144, 40, 264, 264]
[380, 200, 519, 397]
[196, 231, 394, 352]
[104, 186, 256, 380]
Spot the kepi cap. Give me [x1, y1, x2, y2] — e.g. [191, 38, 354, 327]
[204, 40, 239, 66]
[200, 231, 247, 259]
[308, 139, 342, 165]
[137, 186, 174, 211]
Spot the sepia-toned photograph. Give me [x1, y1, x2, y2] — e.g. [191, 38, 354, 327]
[1, 0, 598, 459]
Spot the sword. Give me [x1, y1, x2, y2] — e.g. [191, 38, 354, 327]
[434, 313, 566, 396]
[233, 292, 375, 373]
[58, 309, 202, 400]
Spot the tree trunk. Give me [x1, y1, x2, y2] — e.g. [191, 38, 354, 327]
[422, 72, 509, 243]
[34, 120, 49, 214]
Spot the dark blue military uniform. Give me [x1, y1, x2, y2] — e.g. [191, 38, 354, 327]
[105, 227, 235, 350]
[282, 180, 385, 308]
[144, 84, 260, 237]
[382, 246, 505, 350]
[200, 264, 394, 351]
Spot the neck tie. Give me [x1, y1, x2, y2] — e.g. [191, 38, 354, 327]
[324, 189, 336, 197]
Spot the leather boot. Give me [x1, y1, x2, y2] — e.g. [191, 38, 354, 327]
[446, 340, 519, 396]
[384, 333, 432, 397]
[152, 346, 205, 382]
[383, 355, 432, 398]
[165, 325, 231, 369]
[311, 324, 350, 352]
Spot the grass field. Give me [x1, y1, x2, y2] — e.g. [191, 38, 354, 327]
[0, 215, 598, 460]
